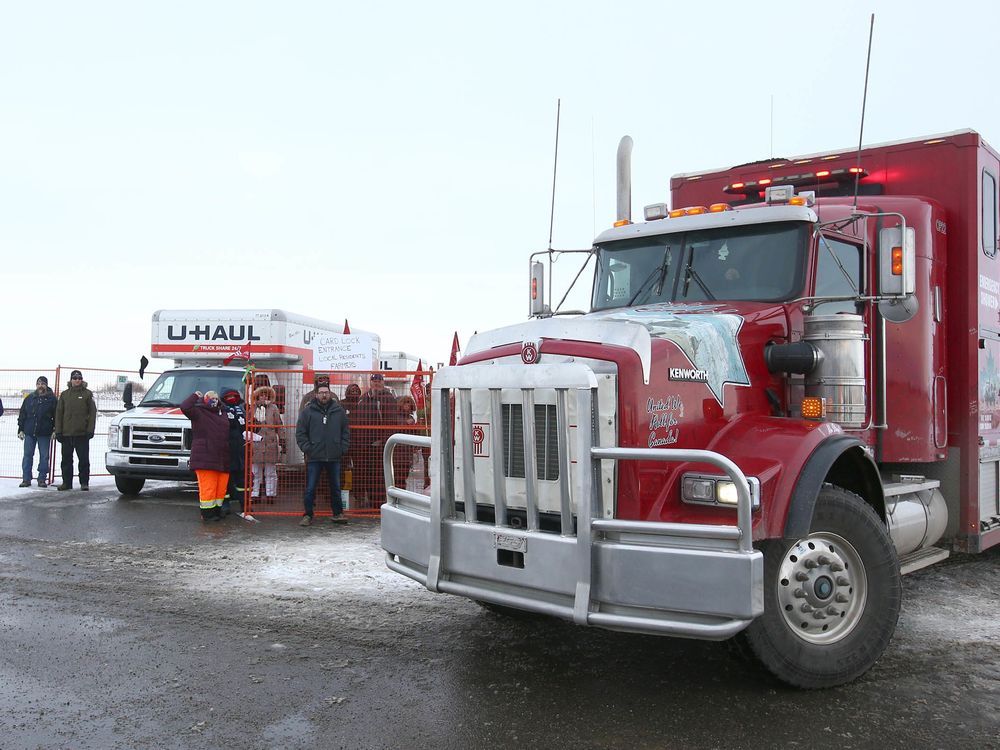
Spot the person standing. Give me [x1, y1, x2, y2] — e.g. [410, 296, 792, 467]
[17, 376, 57, 487]
[250, 385, 282, 504]
[220, 388, 247, 516]
[180, 390, 230, 521]
[355, 373, 399, 508]
[54, 370, 97, 491]
[295, 383, 349, 526]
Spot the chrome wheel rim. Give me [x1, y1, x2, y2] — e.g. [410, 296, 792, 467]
[775, 532, 867, 645]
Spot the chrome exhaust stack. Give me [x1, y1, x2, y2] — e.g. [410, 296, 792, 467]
[616, 136, 633, 224]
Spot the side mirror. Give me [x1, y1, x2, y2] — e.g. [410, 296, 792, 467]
[123, 383, 135, 411]
[878, 225, 917, 323]
[529, 261, 550, 317]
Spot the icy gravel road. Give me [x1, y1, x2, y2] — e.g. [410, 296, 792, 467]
[0, 479, 997, 750]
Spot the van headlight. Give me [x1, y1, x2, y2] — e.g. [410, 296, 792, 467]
[681, 474, 760, 510]
[108, 425, 119, 449]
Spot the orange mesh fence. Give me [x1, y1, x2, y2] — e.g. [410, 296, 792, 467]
[243, 369, 432, 519]
[53, 366, 160, 479]
[0, 369, 59, 480]
[1, 366, 160, 481]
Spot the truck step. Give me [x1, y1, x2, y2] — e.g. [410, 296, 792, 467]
[898, 546, 950, 575]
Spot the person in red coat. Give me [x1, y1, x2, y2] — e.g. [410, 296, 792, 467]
[181, 390, 231, 521]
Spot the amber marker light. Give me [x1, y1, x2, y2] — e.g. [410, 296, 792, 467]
[668, 208, 686, 218]
[789, 196, 807, 206]
[613, 219, 631, 227]
[801, 397, 826, 420]
[685, 206, 709, 215]
[815, 170, 831, 178]
[758, 178, 772, 186]
[891, 246, 904, 275]
[709, 203, 731, 212]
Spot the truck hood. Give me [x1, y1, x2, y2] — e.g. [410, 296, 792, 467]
[109, 405, 188, 426]
[465, 302, 787, 408]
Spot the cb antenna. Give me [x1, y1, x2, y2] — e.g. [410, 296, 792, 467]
[853, 13, 875, 211]
[548, 99, 561, 251]
[546, 98, 561, 308]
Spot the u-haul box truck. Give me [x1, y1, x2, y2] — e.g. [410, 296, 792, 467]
[106, 309, 379, 496]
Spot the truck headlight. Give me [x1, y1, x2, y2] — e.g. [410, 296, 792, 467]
[108, 425, 119, 449]
[681, 473, 760, 510]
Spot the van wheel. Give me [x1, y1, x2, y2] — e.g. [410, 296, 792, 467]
[739, 484, 901, 689]
[115, 477, 145, 496]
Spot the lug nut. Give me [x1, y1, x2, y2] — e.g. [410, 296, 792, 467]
[804, 559, 819, 569]
[830, 562, 844, 572]
[795, 572, 810, 581]
[836, 576, 850, 586]
[793, 588, 806, 598]
[818, 555, 831, 565]
[835, 593, 849, 603]
[813, 611, 827, 620]
[800, 603, 814, 613]
[826, 606, 839, 615]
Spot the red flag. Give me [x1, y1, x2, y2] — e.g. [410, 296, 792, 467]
[343, 319, 351, 334]
[449, 332, 460, 366]
[409, 360, 425, 411]
[223, 342, 251, 366]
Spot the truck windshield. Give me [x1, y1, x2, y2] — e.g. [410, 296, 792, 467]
[140, 370, 245, 407]
[591, 221, 808, 310]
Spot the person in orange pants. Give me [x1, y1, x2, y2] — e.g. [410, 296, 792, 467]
[181, 390, 231, 521]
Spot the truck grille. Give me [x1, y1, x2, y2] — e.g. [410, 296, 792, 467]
[502, 403, 559, 480]
[125, 424, 188, 452]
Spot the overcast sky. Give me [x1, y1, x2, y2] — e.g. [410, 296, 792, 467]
[3, 0, 998, 374]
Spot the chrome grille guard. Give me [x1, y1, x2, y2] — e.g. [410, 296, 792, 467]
[382, 363, 762, 640]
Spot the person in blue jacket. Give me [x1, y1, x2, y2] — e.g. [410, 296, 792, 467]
[17, 376, 57, 487]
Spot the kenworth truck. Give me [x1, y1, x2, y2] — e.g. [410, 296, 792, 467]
[106, 309, 375, 495]
[381, 130, 1000, 688]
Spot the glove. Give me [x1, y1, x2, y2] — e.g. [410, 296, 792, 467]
[17, 431, 24, 440]
[86, 432, 94, 440]
[54, 434, 63, 442]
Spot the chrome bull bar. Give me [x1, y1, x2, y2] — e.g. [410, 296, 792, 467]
[381, 363, 763, 640]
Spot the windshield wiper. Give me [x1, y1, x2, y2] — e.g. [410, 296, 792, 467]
[682, 260, 716, 300]
[626, 247, 671, 306]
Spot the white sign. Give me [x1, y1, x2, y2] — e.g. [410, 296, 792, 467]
[116, 374, 129, 392]
[312, 333, 379, 370]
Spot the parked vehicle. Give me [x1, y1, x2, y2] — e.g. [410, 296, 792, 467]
[381, 129, 1000, 688]
[106, 309, 378, 496]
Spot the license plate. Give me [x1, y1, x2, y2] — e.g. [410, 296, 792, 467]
[493, 531, 527, 553]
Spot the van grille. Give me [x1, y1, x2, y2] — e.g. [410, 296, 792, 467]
[502, 404, 559, 480]
[126, 424, 188, 453]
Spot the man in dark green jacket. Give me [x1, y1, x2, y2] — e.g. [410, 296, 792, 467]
[295, 384, 349, 526]
[54, 370, 97, 491]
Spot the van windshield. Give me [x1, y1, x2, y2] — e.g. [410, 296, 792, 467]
[140, 370, 245, 407]
[591, 221, 808, 310]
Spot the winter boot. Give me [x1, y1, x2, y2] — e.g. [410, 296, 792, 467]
[18, 480, 30, 488]
[80, 483, 89, 491]
[38, 479, 48, 488]
[57, 483, 72, 491]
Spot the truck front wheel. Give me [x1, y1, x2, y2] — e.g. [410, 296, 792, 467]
[740, 484, 901, 689]
[115, 476, 145, 497]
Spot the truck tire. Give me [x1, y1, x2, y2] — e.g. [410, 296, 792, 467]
[115, 476, 145, 497]
[739, 484, 901, 689]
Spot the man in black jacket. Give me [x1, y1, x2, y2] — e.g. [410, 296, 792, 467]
[295, 384, 349, 526]
[18, 376, 57, 487]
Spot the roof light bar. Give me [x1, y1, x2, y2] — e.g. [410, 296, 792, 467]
[724, 167, 868, 194]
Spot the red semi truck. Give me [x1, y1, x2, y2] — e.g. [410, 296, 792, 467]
[381, 129, 1000, 688]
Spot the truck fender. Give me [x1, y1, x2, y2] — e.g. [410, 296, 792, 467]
[783, 436, 885, 538]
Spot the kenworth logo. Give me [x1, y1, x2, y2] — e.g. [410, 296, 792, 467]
[669, 367, 709, 383]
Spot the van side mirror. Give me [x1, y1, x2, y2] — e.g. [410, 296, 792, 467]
[123, 383, 134, 411]
[878, 225, 918, 323]
[529, 261, 550, 317]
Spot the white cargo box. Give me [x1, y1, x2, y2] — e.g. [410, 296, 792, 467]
[151, 309, 380, 369]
